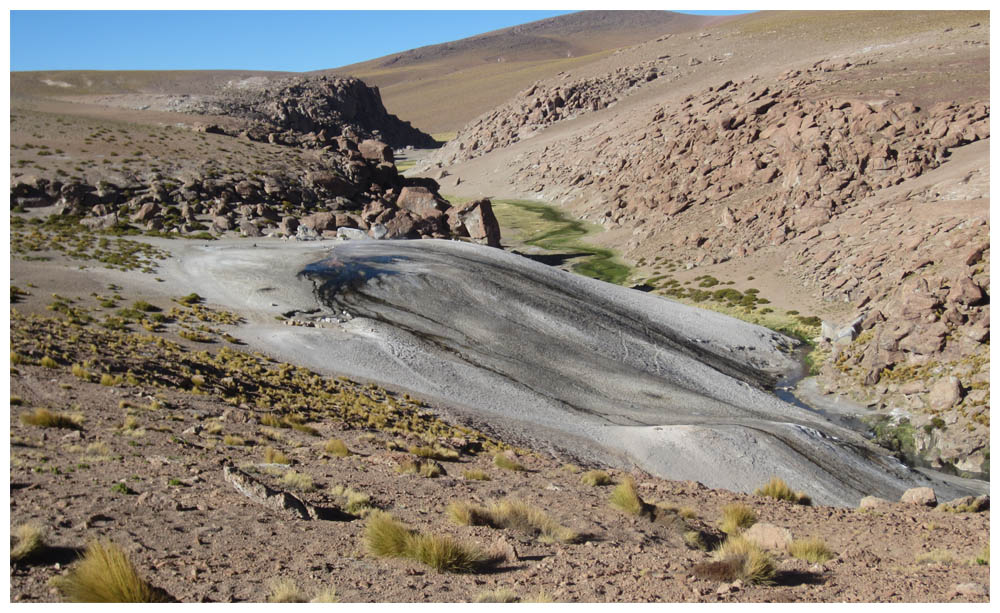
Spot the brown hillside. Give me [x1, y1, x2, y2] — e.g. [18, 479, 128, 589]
[326, 10, 719, 133]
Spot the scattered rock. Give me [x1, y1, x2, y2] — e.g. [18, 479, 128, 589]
[900, 487, 937, 507]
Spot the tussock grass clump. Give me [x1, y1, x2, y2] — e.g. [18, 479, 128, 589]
[410, 444, 460, 461]
[755, 477, 811, 506]
[71, 363, 93, 381]
[20, 408, 82, 430]
[10, 523, 46, 562]
[787, 537, 835, 563]
[707, 535, 776, 585]
[40, 356, 58, 369]
[262, 446, 290, 465]
[494, 453, 526, 471]
[365, 512, 493, 573]
[397, 458, 444, 478]
[475, 589, 520, 603]
[281, 471, 314, 492]
[656, 501, 697, 520]
[222, 434, 245, 446]
[449, 499, 578, 544]
[719, 503, 757, 535]
[324, 438, 352, 457]
[462, 469, 491, 481]
[311, 588, 339, 602]
[916, 550, 954, 565]
[609, 476, 647, 516]
[51, 540, 168, 602]
[684, 530, 709, 551]
[331, 485, 375, 516]
[581, 470, 612, 486]
[268, 580, 305, 603]
[259, 414, 282, 427]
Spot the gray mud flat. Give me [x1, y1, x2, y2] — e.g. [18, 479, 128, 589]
[168, 238, 986, 507]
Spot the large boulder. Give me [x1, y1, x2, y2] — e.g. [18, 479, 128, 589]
[450, 198, 502, 248]
[396, 186, 448, 220]
[300, 212, 338, 233]
[358, 139, 394, 164]
[928, 377, 963, 411]
[900, 487, 937, 507]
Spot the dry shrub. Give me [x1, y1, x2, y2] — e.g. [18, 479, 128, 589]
[325, 438, 351, 457]
[448, 499, 577, 544]
[581, 470, 612, 486]
[493, 453, 526, 471]
[268, 580, 305, 603]
[462, 469, 491, 481]
[787, 537, 835, 563]
[475, 589, 520, 603]
[609, 476, 647, 516]
[281, 471, 314, 492]
[755, 477, 811, 505]
[711, 535, 776, 584]
[365, 512, 494, 573]
[719, 503, 757, 535]
[20, 408, 82, 430]
[262, 446, 290, 465]
[51, 540, 168, 602]
[10, 523, 46, 562]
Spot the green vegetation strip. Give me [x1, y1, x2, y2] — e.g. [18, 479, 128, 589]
[491, 199, 631, 285]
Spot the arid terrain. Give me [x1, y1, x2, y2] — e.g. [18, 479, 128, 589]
[8, 10, 990, 603]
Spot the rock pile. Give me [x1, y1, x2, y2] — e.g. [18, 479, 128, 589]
[192, 75, 437, 149]
[11, 135, 499, 245]
[436, 59, 684, 164]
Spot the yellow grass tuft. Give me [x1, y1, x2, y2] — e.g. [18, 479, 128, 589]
[475, 589, 520, 603]
[787, 537, 835, 564]
[365, 511, 493, 573]
[10, 523, 46, 562]
[719, 503, 757, 535]
[311, 587, 339, 602]
[609, 476, 646, 515]
[581, 470, 612, 486]
[281, 471, 314, 492]
[754, 477, 811, 505]
[262, 446, 290, 465]
[51, 540, 168, 602]
[324, 438, 352, 457]
[268, 580, 305, 603]
[40, 356, 58, 368]
[712, 535, 777, 585]
[448, 499, 577, 543]
[493, 453, 526, 471]
[462, 469, 491, 481]
[20, 408, 82, 430]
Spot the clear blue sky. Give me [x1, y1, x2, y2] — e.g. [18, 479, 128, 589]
[10, 10, 754, 73]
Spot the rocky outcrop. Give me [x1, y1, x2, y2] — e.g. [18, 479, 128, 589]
[190, 75, 436, 149]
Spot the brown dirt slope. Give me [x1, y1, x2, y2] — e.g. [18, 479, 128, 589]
[326, 10, 718, 133]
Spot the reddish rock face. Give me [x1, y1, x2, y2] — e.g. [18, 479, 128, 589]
[358, 139, 394, 164]
[396, 186, 448, 220]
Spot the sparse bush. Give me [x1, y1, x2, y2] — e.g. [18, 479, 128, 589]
[754, 477, 811, 505]
[448, 498, 578, 544]
[711, 535, 776, 584]
[787, 537, 834, 563]
[475, 589, 520, 603]
[462, 469, 491, 481]
[281, 471, 314, 492]
[10, 523, 46, 562]
[494, 453, 526, 471]
[20, 408, 82, 430]
[581, 470, 612, 486]
[325, 438, 352, 457]
[719, 503, 756, 535]
[262, 446, 290, 465]
[50, 540, 168, 602]
[365, 511, 494, 573]
[916, 550, 954, 565]
[268, 580, 305, 603]
[609, 476, 647, 516]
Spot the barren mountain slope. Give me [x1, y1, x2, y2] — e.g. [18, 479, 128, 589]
[425, 10, 990, 475]
[326, 11, 719, 133]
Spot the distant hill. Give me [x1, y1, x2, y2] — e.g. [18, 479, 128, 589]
[324, 10, 717, 133]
